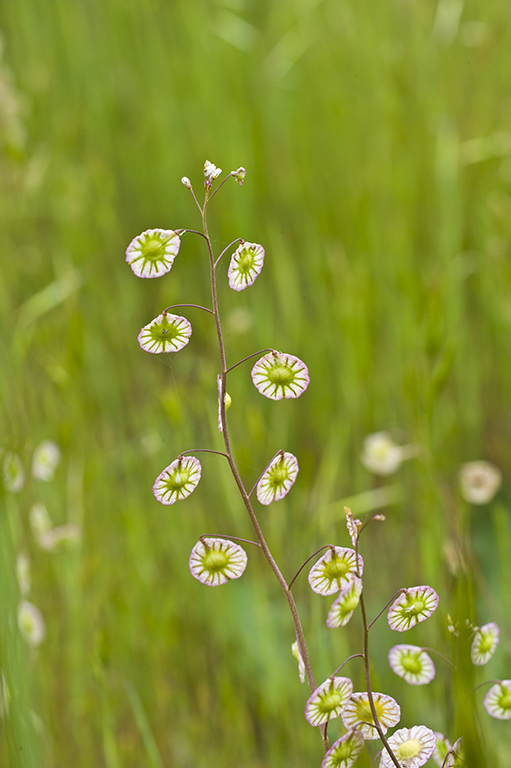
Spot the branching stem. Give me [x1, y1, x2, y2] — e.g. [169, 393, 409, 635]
[214, 238, 244, 268]
[288, 546, 335, 591]
[367, 589, 407, 630]
[225, 349, 276, 375]
[162, 303, 214, 315]
[202, 190, 329, 753]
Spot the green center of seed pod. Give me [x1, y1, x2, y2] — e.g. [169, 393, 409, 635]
[342, 594, 360, 612]
[166, 469, 190, 491]
[499, 692, 511, 709]
[267, 363, 295, 386]
[150, 317, 181, 343]
[402, 654, 422, 674]
[324, 556, 350, 580]
[478, 634, 494, 653]
[268, 464, 289, 487]
[318, 691, 343, 713]
[203, 550, 229, 572]
[403, 595, 426, 615]
[331, 741, 351, 761]
[144, 238, 167, 258]
[237, 248, 255, 272]
[396, 740, 421, 760]
[355, 700, 374, 723]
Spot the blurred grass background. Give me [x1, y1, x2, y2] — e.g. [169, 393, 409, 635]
[1, 0, 511, 765]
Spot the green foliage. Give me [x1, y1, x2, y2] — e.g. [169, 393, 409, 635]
[1, 0, 511, 765]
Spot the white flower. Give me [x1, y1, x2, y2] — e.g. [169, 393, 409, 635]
[204, 160, 222, 183]
[2, 452, 24, 493]
[32, 440, 61, 481]
[181, 176, 192, 188]
[327, 576, 363, 628]
[291, 641, 306, 683]
[471, 622, 499, 665]
[16, 554, 31, 597]
[251, 352, 310, 400]
[125, 228, 180, 278]
[321, 729, 365, 768]
[189, 537, 247, 586]
[138, 312, 192, 354]
[304, 676, 353, 727]
[360, 432, 403, 476]
[38, 524, 81, 552]
[30, 502, 53, 542]
[380, 725, 436, 768]
[484, 680, 511, 719]
[228, 242, 265, 291]
[153, 456, 202, 505]
[388, 645, 435, 685]
[341, 691, 400, 740]
[459, 461, 502, 504]
[256, 451, 299, 505]
[18, 600, 46, 647]
[308, 547, 363, 596]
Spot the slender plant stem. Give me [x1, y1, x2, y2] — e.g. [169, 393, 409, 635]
[470, 679, 501, 694]
[177, 228, 208, 240]
[199, 534, 261, 548]
[208, 172, 235, 200]
[202, 191, 329, 753]
[330, 654, 365, 678]
[367, 589, 407, 630]
[420, 647, 456, 669]
[355, 544, 401, 768]
[288, 546, 335, 591]
[214, 238, 243, 268]
[163, 303, 214, 315]
[178, 448, 228, 460]
[225, 349, 276, 375]
[248, 449, 284, 498]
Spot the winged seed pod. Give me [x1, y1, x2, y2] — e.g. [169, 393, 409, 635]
[341, 691, 400, 740]
[304, 677, 353, 727]
[256, 451, 299, 505]
[125, 229, 180, 278]
[138, 313, 192, 354]
[380, 726, 436, 768]
[251, 352, 309, 400]
[321, 729, 364, 768]
[153, 456, 201, 505]
[189, 537, 247, 586]
[308, 547, 363, 596]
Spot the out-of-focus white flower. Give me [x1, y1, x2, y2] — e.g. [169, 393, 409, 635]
[484, 680, 511, 720]
[471, 622, 499, 666]
[30, 502, 53, 541]
[204, 160, 222, 184]
[360, 432, 403, 476]
[32, 440, 61, 481]
[18, 600, 46, 647]
[327, 576, 363, 629]
[291, 640, 306, 684]
[39, 524, 81, 552]
[388, 645, 435, 685]
[16, 554, 31, 596]
[2, 452, 25, 492]
[459, 461, 502, 505]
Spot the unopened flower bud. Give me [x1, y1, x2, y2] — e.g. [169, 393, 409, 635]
[231, 167, 246, 185]
[224, 392, 232, 411]
[181, 176, 192, 189]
